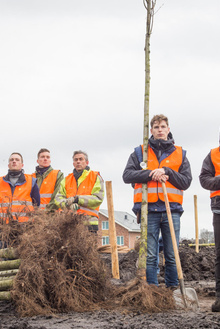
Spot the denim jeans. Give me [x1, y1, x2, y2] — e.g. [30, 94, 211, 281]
[213, 213, 220, 297]
[146, 211, 181, 287]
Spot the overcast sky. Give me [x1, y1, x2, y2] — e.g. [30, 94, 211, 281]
[0, 0, 219, 239]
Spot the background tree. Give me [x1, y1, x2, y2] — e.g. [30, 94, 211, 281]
[200, 229, 214, 244]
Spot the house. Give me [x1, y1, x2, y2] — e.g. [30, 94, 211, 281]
[98, 209, 141, 249]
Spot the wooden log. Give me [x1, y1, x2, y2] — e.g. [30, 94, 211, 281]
[105, 181, 120, 279]
[0, 259, 21, 270]
[187, 243, 215, 247]
[194, 195, 199, 253]
[0, 269, 18, 277]
[0, 275, 16, 282]
[0, 291, 11, 300]
[0, 248, 18, 259]
[0, 278, 13, 291]
[97, 245, 130, 254]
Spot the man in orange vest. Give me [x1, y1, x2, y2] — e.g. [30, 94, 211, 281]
[0, 152, 40, 223]
[123, 114, 192, 289]
[200, 146, 220, 312]
[32, 148, 64, 211]
[54, 150, 104, 232]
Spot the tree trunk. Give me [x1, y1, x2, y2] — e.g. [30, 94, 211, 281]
[138, 0, 155, 277]
[0, 259, 21, 270]
[0, 269, 19, 277]
[0, 278, 13, 291]
[0, 248, 18, 259]
[0, 275, 16, 282]
[0, 291, 11, 300]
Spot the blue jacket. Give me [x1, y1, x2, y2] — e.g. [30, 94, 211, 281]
[3, 172, 40, 206]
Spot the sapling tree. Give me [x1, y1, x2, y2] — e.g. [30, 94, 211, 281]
[138, 0, 157, 277]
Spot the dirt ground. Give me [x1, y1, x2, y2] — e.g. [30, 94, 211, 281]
[1, 245, 220, 329]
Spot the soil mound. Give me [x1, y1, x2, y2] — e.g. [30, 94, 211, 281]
[180, 244, 215, 281]
[159, 244, 215, 281]
[133, 238, 216, 282]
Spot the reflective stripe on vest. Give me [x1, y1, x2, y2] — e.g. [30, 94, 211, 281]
[210, 147, 220, 198]
[33, 170, 59, 209]
[65, 171, 100, 221]
[0, 212, 29, 218]
[133, 145, 183, 205]
[0, 174, 34, 222]
[1, 201, 33, 206]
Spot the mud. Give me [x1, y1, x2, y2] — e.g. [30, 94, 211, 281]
[1, 245, 220, 329]
[1, 296, 220, 329]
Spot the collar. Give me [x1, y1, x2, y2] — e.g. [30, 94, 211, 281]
[73, 166, 90, 181]
[149, 132, 174, 152]
[8, 169, 23, 177]
[36, 165, 51, 176]
[4, 170, 26, 185]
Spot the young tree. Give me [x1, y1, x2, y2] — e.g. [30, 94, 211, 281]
[138, 0, 157, 277]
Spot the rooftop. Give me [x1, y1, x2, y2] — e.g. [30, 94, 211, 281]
[99, 209, 140, 233]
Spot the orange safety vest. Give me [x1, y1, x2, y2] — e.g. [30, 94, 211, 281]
[0, 174, 34, 223]
[33, 170, 59, 209]
[134, 145, 184, 205]
[210, 147, 220, 198]
[65, 171, 100, 219]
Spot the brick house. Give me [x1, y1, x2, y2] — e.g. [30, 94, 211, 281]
[98, 209, 141, 249]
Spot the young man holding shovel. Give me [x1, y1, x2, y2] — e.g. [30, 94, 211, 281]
[123, 114, 192, 289]
[200, 146, 220, 312]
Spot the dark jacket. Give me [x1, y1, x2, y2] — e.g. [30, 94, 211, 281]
[122, 134, 192, 214]
[3, 172, 40, 207]
[199, 150, 220, 211]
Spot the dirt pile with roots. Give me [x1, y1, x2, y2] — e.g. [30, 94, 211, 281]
[0, 211, 175, 317]
[6, 211, 111, 316]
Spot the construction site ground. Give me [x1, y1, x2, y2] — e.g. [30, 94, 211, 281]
[1, 244, 220, 329]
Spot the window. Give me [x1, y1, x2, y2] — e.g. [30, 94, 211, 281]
[102, 221, 109, 230]
[117, 236, 124, 246]
[102, 236, 109, 245]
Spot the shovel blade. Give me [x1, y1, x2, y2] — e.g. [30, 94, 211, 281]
[173, 288, 199, 311]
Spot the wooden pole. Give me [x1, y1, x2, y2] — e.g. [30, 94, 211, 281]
[162, 182, 187, 308]
[194, 195, 199, 253]
[105, 181, 120, 279]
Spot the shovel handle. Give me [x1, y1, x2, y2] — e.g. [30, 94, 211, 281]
[161, 182, 183, 281]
